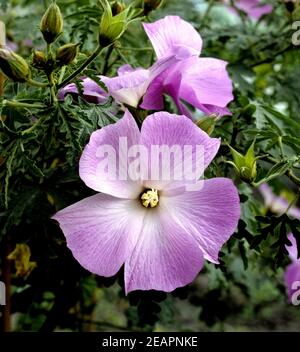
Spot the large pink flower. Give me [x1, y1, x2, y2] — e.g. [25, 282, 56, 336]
[62, 16, 234, 117]
[141, 16, 234, 117]
[52, 111, 240, 293]
[285, 234, 300, 303]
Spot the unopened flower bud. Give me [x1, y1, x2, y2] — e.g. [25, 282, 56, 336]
[196, 114, 219, 135]
[40, 1, 63, 44]
[144, 0, 163, 15]
[111, 1, 126, 15]
[0, 48, 30, 82]
[56, 43, 79, 66]
[99, 0, 129, 47]
[228, 141, 258, 183]
[32, 51, 47, 70]
[284, 0, 295, 13]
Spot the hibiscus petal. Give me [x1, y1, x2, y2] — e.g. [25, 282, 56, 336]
[125, 209, 204, 293]
[285, 261, 300, 303]
[286, 233, 299, 262]
[164, 178, 240, 263]
[143, 16, 202, 59]
[52, 193, 145, 277]
[139, 112, 220, 190]
[79, 110, 143, 198]
[117, 64, 138, 76]
[236, 0, 272, 20]
[101, 56, 177, 108]
[140, 72, 166, 110]
[141, 66, 183, 111]
[101, 67, 150, 107]
[195, 104, 232, 117]
[58, 77, 108, 104]
[179, 57, 233, 109]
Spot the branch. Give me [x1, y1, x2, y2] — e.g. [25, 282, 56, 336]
[57, 45, 106, 90]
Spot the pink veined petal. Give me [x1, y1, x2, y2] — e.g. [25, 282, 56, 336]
[124, 208, 204, 293]
[79, 110, 143, 199]
[143, 16, 202, 60]
[284, 261, 300, 303]
[236, 0, 272, 19]
[163, 178, 240, 264]
[58, 77, 108, 104]
[140, 72, 166, 110]
[139, 112, 220, 191]
[286, 233, 299, 262]
[100, 67, 150, 107]
[179, 57, 234, 109]
[117, 64, 137, 76]
[141, 66, 183, 111]
[223, 0, 272, 19]
[176, 99, 232, 120]
[52, 193, 146, 277]
[100, 56, 178, 107]
[142, 58, 233, 117]
[195, 104, 232, 117]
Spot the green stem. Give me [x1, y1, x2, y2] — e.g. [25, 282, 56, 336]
[45, 43, 58, 104]
[252, 155, 300, 187]
[199, 0, 215, 30]
[3, 100, 45, 109]
[284, 189, 300, 215]
[58, 66, 66, 85]
[48, 72, 58, 104]
[102, 44, 114, 75]
[47, 43, 52, 57]
[57, 45, 104, 90]
[288, 171, 300, 187]
[117, 46, 153, 52]
[278, 136, 284, 159]
[27, 79, 49, 88]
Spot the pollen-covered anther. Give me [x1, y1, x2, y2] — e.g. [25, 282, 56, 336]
[140, 189, 159, 208]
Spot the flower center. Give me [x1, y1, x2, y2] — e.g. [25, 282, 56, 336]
[140, 188, 159, 208]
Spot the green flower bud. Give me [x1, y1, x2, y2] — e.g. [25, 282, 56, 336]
[32, 51, 47, 70]
[40, 1, 63, 44]
[0, 48, 30, 82]
[196, 114, 219, 135]
[144, 0, 163, 15]
[228, 141, 258, 183]
[56, 43, 79, 66]
[99, 0, 129, 47]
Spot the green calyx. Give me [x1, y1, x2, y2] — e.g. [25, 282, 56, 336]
[40, 1, 63, 44]
[228, 141, 258, 183]
[196, 114, 219, 135]
[0, 48, 31, 82]
[56, 43, 79, 67]
[98, 0, 130, 47]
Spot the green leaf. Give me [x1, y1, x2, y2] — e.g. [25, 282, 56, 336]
[264, 160, 290, 180]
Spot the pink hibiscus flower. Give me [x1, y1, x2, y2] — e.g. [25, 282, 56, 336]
[52, 111, 240, 293]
